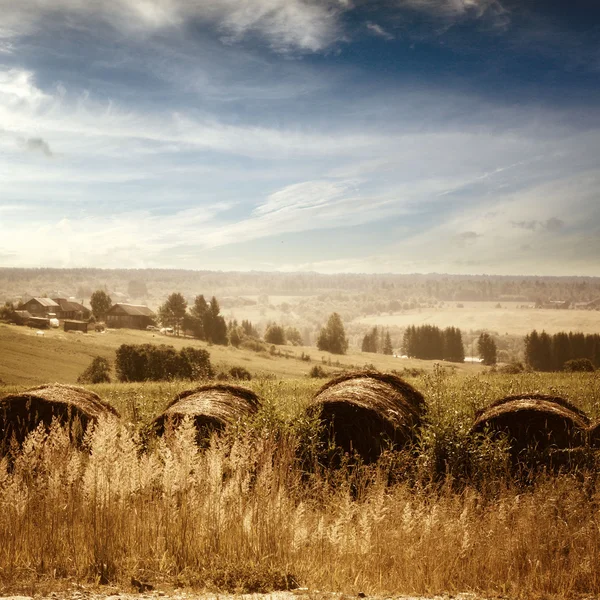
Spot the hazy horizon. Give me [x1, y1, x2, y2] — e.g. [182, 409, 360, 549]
[1, 1, 599, 276]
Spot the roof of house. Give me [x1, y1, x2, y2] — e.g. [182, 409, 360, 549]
[24, 297, 59, 308]
[107, 303, 156, 317]
[52, 298, 88, 312]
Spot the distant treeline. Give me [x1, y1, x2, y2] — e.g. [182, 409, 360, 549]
[524, 330, 600, 372]
[402, 325, 465, 363]
[2, 267, 600, 304]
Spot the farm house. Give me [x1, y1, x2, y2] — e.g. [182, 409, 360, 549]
[106, 303, 156, 329]
[20, 297, 59, 317]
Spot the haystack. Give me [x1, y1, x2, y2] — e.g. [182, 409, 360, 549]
[152, 384, 262, 443]
[471, 393, 590, 455]
[588, 422, 600, 448]
[0, 383, 120, 453]
[306, 371, 426, 465]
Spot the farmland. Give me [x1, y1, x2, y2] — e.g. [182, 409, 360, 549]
[0, 323, 486, 387]
[1, 372, 600, 599]
[356, 301, 600, 336]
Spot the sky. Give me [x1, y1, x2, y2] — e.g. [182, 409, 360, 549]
[0, 0, 599, 276]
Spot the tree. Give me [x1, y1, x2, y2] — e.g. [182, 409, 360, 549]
[317, 312, 348, 355]
[158, 292, 187, 336]
[477, 332, 497, 366]
[361, 327, 378, 353]
[265, 323, 285, 345]
[285, 326, 303, 346]
[77, 356, 111, 384]
[90, 290, 112, 320]
[443, 327, 465, 363]
[188, 294, 208, 339]
[382, 330, 393, 355]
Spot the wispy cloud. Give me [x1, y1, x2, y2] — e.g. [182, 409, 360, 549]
[512, 218, 565, 232]
[366, 22, 394, 40]
[0, 0, 348, 53]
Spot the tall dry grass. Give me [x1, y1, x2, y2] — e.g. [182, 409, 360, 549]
[1, 416, 600, 598]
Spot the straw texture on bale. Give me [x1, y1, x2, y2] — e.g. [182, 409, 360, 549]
[589, 422, 600, 448]
[471, 393, 590, 455]
[0, 383, 120, 453]
[152, 384, 262, 442]
[307, 370, 426, 465]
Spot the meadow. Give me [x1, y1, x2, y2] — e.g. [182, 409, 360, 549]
[356, 302, 600, 336]
[1, 370, 600, 598]
[0, 323, 485, 386]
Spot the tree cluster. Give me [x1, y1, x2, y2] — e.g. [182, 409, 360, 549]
[115, 343, 213, 382]
[361, 326, 393, 355]
[263, 323, 303, 346]
[477, 332, 497, 366]
[402, 325, 465, 362]
[158, 293, 228, 344]
[317, 313, 348, 355]
[524, 330, 600, 372]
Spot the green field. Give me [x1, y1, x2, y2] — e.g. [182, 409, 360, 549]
[356, 301, 600, 335]
[0, 322, 485, 386]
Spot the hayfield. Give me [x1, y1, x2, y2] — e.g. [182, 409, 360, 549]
[1, 371, 600, 599]
[0, 323, 485, 386]
[356, 301, 600, 336]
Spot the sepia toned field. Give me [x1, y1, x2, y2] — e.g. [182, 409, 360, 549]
[356, 302, 600, 336]
[0, 323, 485, 387]
[1, 372, 600, 599]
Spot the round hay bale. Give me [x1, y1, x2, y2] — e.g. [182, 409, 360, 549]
[0, 383, 120, 453]
[588, 422, 600, 448]
[151, 384, 262, 443]
[471, 394, 590, 455]
[306, 370, 426, 465]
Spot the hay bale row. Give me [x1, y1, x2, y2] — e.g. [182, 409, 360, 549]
[0, 383, 120, 453]
[2, 377, 599, 478]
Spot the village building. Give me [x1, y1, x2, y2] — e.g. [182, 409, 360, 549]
[52, 298, 90, 321]
[20, 297, 60, 317]
[64, 320, 89, 333]
[106, 303, 156, 329]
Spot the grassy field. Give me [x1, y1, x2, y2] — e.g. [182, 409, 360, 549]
[1, 372, 600, 598]
[355, 301, 600, 335]
[0, 323, 486, 386]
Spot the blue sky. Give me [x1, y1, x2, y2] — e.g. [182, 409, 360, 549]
[1, 0, 599, 275]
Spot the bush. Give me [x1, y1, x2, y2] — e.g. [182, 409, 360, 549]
[497, 361, 526, 374]
[229, 366, 252, 380]
[309, 365, 328, 378]
[239, 338, 267, 353]
[77, 356, 111, 384]
[564, 358, 595, 372]
[115, 344, 213, 382]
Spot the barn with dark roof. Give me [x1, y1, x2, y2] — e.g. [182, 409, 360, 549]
[106, 303, 156, 329]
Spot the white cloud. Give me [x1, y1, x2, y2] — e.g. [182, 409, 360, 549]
[0, 0, 347, 53]
[0, 68, 384, 161]
[366, 22, 394, 40]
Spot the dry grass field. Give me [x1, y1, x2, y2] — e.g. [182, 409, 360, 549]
[1, 372, 600, 599]
[356, 301, 600, 336]
[0, 323, 484, 386]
